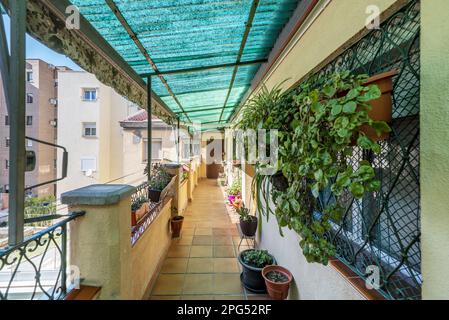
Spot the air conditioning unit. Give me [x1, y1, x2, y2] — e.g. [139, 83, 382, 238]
[49, 98, 58, 106]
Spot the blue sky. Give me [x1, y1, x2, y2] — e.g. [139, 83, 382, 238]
[2, 14, 82, 71]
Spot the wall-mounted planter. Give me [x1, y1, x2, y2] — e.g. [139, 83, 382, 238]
[361, 70, 397, 142]
[262, 265, 293, 300]
[270, 171, 289, 192]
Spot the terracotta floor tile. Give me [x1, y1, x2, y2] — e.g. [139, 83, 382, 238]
[161, 258, 188, 274]
[176, 235, 193, 246]
[213, 274, 244, 294]
[150, 295, 181, 300]
[195, 228, 213, 236]
[213, 258, 240, 273]
[152, 274, 185, 295]
[213, 246, 236, 258]
[214, 295, 245, 300]
[181, 295, 214, 300]
[193, 235, 213, 246]
[213, 236, 233, 246]
[182, 228, 195, 236]
[183, 274, 214, 294]
[168, 245, 191, 258]
[187, 258, 214, 273]
[190, 245, 213, 258]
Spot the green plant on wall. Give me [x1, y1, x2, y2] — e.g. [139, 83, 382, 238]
[238, 71, 391, 265]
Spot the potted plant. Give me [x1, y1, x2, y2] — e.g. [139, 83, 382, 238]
[170, 215, 184, 238]
[227, 180, 241, 206]
[131, 196, 148, 226]
[262, 265, 293, 300]
[233, 199, 257, 237]
[237, 71, 392, 265]
[145, 163, 173, 203]
[238, 249, 276, 293]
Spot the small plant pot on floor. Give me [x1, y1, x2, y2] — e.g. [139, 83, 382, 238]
[170, 216, 184, 238]
[240, 216, 258, 237]
[262, 265, 293, 300]
[238, 249, 276, 293]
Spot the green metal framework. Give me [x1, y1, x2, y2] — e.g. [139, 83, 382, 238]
[314, 0, 421, 300]
[70, 0, 300, 125]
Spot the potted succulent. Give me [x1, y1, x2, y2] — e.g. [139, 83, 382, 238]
[238, 249, 276, 293]
[170, 215, 184, 238]
[131, 196, 148, 226]
[262, 265, 293, 300]
[233, 200, 257, 237]
[227, 180, 241, 206]
[145, 163, 173, 203]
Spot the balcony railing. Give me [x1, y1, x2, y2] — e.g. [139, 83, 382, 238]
[0, 211, 85, 300]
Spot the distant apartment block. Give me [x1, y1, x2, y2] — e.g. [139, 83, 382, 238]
[0, 59, 64, 202]
[56, 70, 140, 198]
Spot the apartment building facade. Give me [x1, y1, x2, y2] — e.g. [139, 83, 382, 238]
[56, 70, 139, 198]
[119, 110, 193, 185]
[0, 59, 60, 202]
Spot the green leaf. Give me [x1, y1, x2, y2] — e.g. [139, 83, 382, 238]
[331, 104, 342, 116]
[338, 128, 349, 138]
[291, 119, 301, 130]
[367, 180, 381, 192]
[314, 169, 324, 181]
[343, 101, 357, 113]
[289, 199, 300, 212]
[323, 85, 337, 98]
[346, 88, 360, 100]
[357, 135, 372, 149]
[349, 183, 365, 198]
[371, 121, 391, 136]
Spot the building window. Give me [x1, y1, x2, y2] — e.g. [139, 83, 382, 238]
[26, 71, 33, 82]
[82, 123, 97, 137]
[82, 88, 98, 101]
[26, 116, 33, 126]
[3, 185, 9, 193]
[26, 139, 33, 148]
[26, 93, 33, 104]
[81, 157, 96, 173]
[5, 138, 9, 148]
[143, 139, 162, 162]
[5, 116, 9, 126]
[5, 160, 9, 169]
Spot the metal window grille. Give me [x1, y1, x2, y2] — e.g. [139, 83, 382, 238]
[315, 0, 421, 300]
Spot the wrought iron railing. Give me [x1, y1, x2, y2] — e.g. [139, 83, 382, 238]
[130, 178, 176, 246]
[0, 211, 85, 300]
[315, 0, 421, 300]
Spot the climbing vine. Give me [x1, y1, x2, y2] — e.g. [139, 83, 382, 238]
[238, 71, 391, 265]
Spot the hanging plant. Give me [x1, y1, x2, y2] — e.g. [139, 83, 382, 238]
[237, 70, 392, 265]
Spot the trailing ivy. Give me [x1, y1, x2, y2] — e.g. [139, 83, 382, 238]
[237, 71, 391, 265]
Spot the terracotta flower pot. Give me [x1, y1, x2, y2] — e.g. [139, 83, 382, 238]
[262, 265, 293, 300]
[148, 189, 162, 203]
[171, 216, 184, 238]
[131, 211, 137, 227]
[361, 70, 398, 141]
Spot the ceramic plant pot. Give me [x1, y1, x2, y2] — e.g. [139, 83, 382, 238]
[262, 265, 293, 300]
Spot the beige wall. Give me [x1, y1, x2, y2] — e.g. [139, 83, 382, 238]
[130, 199, 173, 299]
[421, 0, 449, 300]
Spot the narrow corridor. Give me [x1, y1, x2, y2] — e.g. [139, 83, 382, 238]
[149, 179, 267, 300]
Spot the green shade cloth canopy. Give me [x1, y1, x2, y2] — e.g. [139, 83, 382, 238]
[70, 0, 300, 126]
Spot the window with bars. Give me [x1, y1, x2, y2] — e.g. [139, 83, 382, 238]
[314, 0, 421, 300]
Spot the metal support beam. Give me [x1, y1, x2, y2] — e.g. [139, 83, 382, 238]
[177, 118, 180, 164]
[147, 76, 152, 181]
[105, 0, 191, 123]
[175, 105, 235, 115]
[218, 0, 260, 122]
[139, 59, 267, 77]
[8, 0, 26, 246]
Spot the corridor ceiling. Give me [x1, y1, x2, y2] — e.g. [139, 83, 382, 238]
[69, 0, 300, 126]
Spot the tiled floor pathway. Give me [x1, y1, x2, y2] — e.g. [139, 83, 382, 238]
[149, 179, 267, 300]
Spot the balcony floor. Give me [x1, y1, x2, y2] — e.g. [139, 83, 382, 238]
[149, 179, 268, 300]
